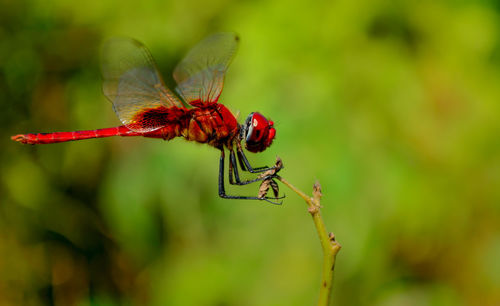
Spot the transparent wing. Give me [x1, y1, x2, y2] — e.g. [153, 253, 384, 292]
[173, 32, 239, 105]
[101, 38, 184, 132]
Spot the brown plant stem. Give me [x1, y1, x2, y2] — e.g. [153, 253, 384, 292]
[277, 177, 341, 306]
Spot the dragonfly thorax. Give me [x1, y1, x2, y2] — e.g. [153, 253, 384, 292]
[241, 112, 276, 153]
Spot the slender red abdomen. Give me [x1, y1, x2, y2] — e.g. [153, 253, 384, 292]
[11, 126, 142, 144]
[11, 104, 240, 147]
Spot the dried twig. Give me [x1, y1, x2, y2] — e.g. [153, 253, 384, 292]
[258, 157, 283, 199]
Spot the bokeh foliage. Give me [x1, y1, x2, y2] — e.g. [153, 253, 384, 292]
[1, 0, 500, 305]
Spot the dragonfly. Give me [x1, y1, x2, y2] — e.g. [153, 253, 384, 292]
[11, 33, 283, 203]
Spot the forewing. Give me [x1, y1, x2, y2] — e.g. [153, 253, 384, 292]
[173, 32, 239, 105]
[101, 38, 184, 132]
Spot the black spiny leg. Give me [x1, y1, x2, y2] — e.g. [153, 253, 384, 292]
[236, 144, 277, 173]
[218, 149, 283, 204]
[229, 149, 272, 186]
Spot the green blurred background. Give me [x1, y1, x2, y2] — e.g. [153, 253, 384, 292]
[1, 0, 500, 305]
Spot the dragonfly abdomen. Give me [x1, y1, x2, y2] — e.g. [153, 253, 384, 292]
[11, 126, 140, 144]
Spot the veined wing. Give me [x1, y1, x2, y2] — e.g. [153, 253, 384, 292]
[173, 32, 239, 105]
[101, 38, 184, 132]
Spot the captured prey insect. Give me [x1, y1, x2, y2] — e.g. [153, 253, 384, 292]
[11, 33, 284, 204]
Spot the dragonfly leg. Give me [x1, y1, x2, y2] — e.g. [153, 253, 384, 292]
[229, 149, 274, 186]
[219, 149, 283, 205]
[228, 149, 240, 184]
[236, 145, 276, 173]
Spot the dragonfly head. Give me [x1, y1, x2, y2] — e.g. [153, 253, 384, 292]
[242, 112, 276, 153]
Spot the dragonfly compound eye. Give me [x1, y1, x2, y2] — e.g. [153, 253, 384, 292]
[245, 112, 275, 153]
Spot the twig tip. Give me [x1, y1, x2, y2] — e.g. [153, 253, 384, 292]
[313, 181, 322, 203]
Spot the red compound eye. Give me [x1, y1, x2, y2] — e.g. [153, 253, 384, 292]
[245, 112, 276, 153]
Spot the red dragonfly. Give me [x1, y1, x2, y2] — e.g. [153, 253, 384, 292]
[12, 33, 282, 203]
